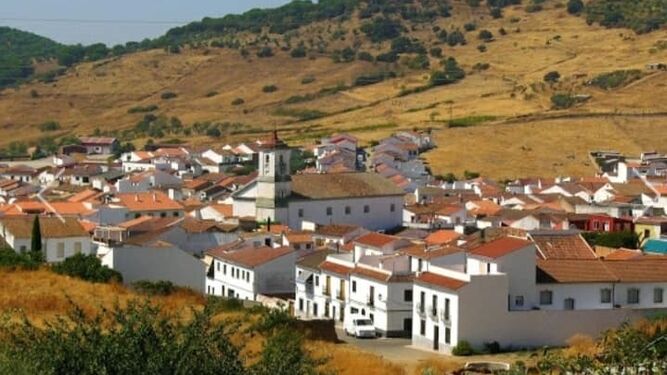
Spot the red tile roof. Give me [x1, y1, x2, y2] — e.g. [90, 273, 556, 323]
[415, 272, 467, 291]
[211, 246, 293, 268]
[355, 232, 398, 248]
[320, 261, 354, 276]
[425, 230, 461, 246]
[115, 191, 183, 212]
[469, 237, 532, 259]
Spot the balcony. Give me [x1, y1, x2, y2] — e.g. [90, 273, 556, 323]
[323, 286, 331, 297]
[417, 302, 425, 316]
[336, 290, 345, 301]
[429, 305, 437, 318]
[367, 295, 375, 307]
[440, 310, 451, 325]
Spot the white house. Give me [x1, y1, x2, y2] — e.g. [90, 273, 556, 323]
[0, 216, 91, 263]
[100, 239, 207, 292]
[206, 245, 296, 300]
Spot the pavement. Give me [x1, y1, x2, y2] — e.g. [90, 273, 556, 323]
[334, 326, 443, 366]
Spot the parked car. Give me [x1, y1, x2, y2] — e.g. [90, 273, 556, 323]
[344, 316, 377, 338]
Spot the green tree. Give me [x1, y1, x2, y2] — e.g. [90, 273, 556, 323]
[30, 216, 41, 254]
[544, 71, 561, 83]
[252, 330, 322, 375]
[567, 0, 584, 15]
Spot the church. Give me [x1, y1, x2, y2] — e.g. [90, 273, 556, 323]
[231, 132, 404, 231]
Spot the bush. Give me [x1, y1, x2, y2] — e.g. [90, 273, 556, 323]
[582, 231, 639, 249]
[360, 17, 403, 42]
[525, 4, 543, 12]
[290, 45, 307, 58]
[544, 71, 561, 83]
[357, 51, 374, 62]
[376, 51, 399, 63]
[477, 44, 487, 53]
[478, 29, 494, 41]
[551, 93, 577, 109]
[160, 92, 177, 100]
[590, 70, 643, 90]
[429, 47, 442, 58]
[39, 121, 60, 132]
[128, 104, 158, 113]
[446, 30, 466, 46]
[232, 98, 245, 105]
[51, 253, 122, 283]
[407, 54, 430, 70]
[132, 280, 176, 296]
[301, 76, 316, 84]
[430, 57, 465, 86]
[354, 71, 395, 86]
[452, 340, 475, 356]
[206, 127, 222, 137]
[464, 22, 477, 32]
[0, 247, 41, 270]
[262, 84, 278, 93]
[205, 91, 218, 98]
[484, 341, 502, 354]
[257, 46, 274, 58]
[490, 7, 503, 18]
[567, 0, 584, 15]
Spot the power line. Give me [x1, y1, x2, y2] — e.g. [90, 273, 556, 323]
[0, 17, 190, 25]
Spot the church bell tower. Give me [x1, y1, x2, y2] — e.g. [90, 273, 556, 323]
[255, 131, 291, 224]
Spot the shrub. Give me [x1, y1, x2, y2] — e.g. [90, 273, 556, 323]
[551, 93, 577, 109]
[360, 17, 403, 42]
[206, 127, 222, 137]
[390, 36, 426, 54]
[430, 57, 465, 86]
[473, 62, 491, 71]
[357, 51, 374, 62]
[490, 7, 503, 19]
[127, 104, 158, 113]
[301, 76, 316, 84]
[160, 92, 177, 100]
[429, 47, 443, 58]
[452, 340, 475, 356]
[290, 45, 306, 58]
[262, 84, 278, 93]
[257, 46, 274, 58]
[567, 0, 584, 15]
[232, 98, 245, 105]
[478, 29, 494, 41]
[132, 280, 176, 296]
[0, 247, 41, 270]
[544, 71, 561, 83]
[477, 44, 487, 53]
[484, 341, 502, 354]
[464, 22, 477, 32]
[354, 71, 395, 86]
[39, 121, 60, 132]
[205, 91, 218, 98]
[525, 4, 543, 13]
[589, 70, 643, 90]
[52, 253, 122, 283]
[376, 51, 399, 63]
[407, 54, 430, 70]
[446, 30, 466, 46]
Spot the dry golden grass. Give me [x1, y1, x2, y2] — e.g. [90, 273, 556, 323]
[0, 1, 665, 178]
[310, 341, 407, 375]
[562, 334, 599, 358]
[0, 268, 406, 373]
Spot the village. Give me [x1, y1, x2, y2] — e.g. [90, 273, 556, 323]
[0, 131, 666, 356]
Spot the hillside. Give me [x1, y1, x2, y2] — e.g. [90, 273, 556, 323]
[0, 0, 666, 178]
[0, 27, 63, 86]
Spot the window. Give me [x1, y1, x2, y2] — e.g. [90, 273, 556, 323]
[299, 298, 304, 312]
[444, 298, 450, 320]
[56, 243, 65, 258]
[246, 272, 250, 282]
[350, 307, 359, 314]
[19, 245, 26, 253]
[369, 313, 374, 323]
[160, 212, 167, 218]
[216, 262, 220, 272]
[363, 205, 370, 213]
[173, 211, 179, 217]
[654, 288, 663, 304]
[418, 259, 423, 272]
[404, 290, 413, 302]
[352, 280, 356, 292]
[628, 288, 640, 304]
[345, 206, 351, 215]
[420, 319, 426, 336]
[314, 276, 319, 287]
[564, 298, 575, 310]
[419, 291, 425, 313]
[539, 290, 553, 305]
[298, 209, 304, 218]
[445, 327, 451, 344]
[515, 296, 524, 307]
[74, 242, 82, 254]
[600, 288, 612, 304]
[326, 207, 332, 216]
[390, 203, 396, 212]
[223, 264, 227, 275]
[486, 263, 491, 274]
[313, 303, 318, 316]
[431, 295, 438, 316]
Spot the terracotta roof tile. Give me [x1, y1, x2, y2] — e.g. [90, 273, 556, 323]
[469, 237, 532, 259]
[415, 272, 467, 290]
[115, 191, 183, 212]
[355, 232, 398, 248]
[1, 216, 88, 238]
[530, 232, 596, 260]
[320, 261, 354, 276]
[425, 230, 461, 245]
[210, 246, 293, 268]
[537, 259, 617, 283]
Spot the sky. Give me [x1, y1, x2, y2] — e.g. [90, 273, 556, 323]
[1, 0, 291, 45]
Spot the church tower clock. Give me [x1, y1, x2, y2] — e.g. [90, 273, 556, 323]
[255, 131, 291, 224]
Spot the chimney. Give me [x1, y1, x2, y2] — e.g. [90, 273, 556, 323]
[134, 194, 139, 202]
[152, 192, 157, 202]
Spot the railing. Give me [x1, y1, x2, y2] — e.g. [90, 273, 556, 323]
[417, 302, 425, 315]
[440, 310, 451, 324]
[323, 286, 331, 297]
[336, 290, 345, 301]
[367, 295, 375, 307]
[429, 305, 437, 317]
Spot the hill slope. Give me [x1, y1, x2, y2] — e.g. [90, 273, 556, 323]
[0, 27, 63, 86]
[0, 0, 666, 178]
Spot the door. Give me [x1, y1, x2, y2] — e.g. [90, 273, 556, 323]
[433, 326, 440, 351]
[403, 318, 412, 333]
